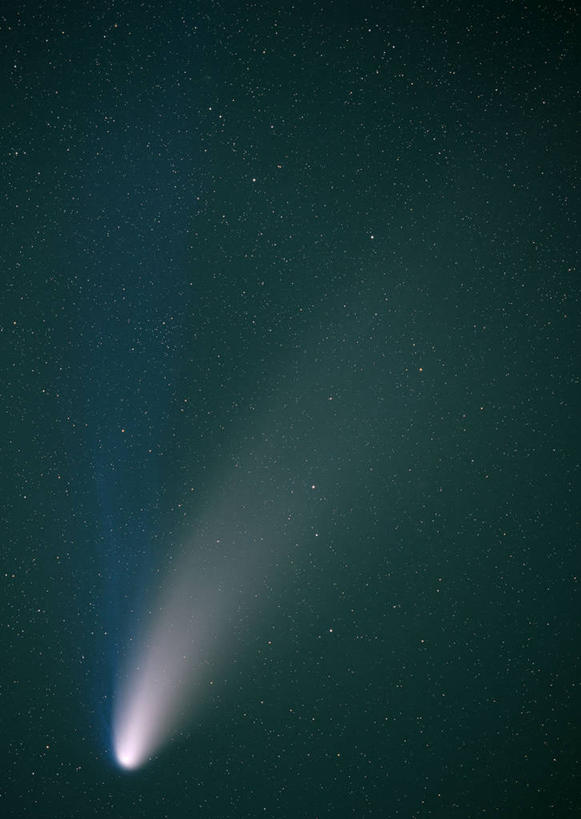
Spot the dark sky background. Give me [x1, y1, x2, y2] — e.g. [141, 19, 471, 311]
[2, 0, 579, 816]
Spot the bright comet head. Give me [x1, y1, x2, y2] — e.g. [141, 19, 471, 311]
[113, 698, 150, 770]
[115, 746, 140, 771]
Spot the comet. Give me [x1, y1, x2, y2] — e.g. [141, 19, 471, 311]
[110, 482, 274, 771]
[112, 556, 219, 770]
[110, 300, 368, 770]
[111, 444, 336, 769]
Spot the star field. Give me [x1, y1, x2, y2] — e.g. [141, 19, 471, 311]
[2, 1, 579, 816]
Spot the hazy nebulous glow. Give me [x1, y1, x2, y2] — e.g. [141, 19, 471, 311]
[111, 321, 364, 769]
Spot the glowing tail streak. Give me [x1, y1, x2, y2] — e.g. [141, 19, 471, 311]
[111, 309, 369, 768]
[112, 565, 218, 770]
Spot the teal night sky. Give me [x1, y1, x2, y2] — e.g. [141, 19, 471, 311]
[2, 1, 579, 816]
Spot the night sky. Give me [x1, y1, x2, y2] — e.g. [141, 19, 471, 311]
[2, 0, 579, 816]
